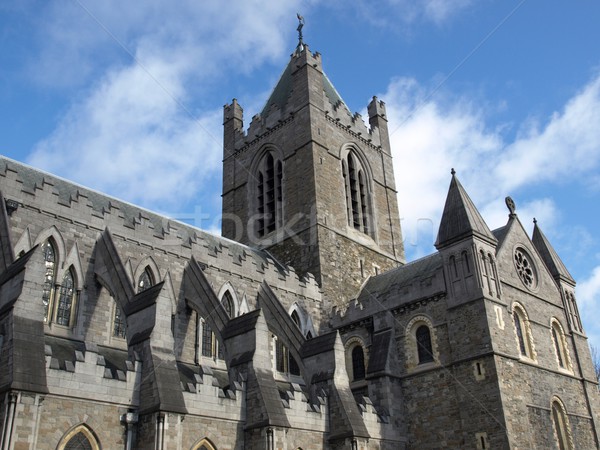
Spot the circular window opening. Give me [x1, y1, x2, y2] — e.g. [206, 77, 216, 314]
[514, 247, 537, 289]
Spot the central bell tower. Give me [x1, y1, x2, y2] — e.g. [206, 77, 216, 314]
[222, 37, 405, 311]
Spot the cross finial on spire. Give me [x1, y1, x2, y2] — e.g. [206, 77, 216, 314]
[297, 13, 305, 51]
[533, 217, 537, 225]
[451, 168, 456, 176]
[505, 196, 516, 216]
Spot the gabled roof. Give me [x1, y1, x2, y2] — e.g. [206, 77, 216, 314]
[357, 253, 443, 304]
[532, 220, 575, 285]
[260, 46, 349, 117]
[435, 172, 496, 249]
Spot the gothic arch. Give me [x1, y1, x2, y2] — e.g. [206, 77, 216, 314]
[339, 144, 375, 237]
[550, 396, 574, 450]
[511, 302, 536, 361]
[288, 303, 305, 332]
[62, 242, 84, 291]
[248, 144, 285, 238]
[190, 437, 217, 450]
[550, 318, 572, 371]
[133, 256, 161, 289]
[34, 225, 66, 268]
[57, 423, 101, 450]
[217, 281, 239, 318]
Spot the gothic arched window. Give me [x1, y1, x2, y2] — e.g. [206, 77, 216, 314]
[351, 345, 366, 381]
[512, 303, 535, 360]
[64, 432, 92, 450]
[552, 399, 574, 450]
[342, 151, 371, 235]
[113, 301, 126, 338]
[291, 310, 301, 329]
[58, 425, 100, 450]
[137, 267, 154, 293]
[222, 291, 234, 318]
[41, 239, 57, 322]
[551, 320, 570, 371]
[256, 151, 283, 237]
[202, 320, 214, 358]
[416, 325, 434, 364]
[564, 291, 582, 332]
[55, 268, 76, 326]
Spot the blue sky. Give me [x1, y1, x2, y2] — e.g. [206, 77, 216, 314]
[2, 1, 600, 352]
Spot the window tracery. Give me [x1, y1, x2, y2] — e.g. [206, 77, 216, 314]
[137, 266, 154, 293]
[256, 151, 283, 237]
[514, 247, 536, 289]
[342, 150, 371, 235]
[55, 268, 76, 326]
[41, 239, 57, 322]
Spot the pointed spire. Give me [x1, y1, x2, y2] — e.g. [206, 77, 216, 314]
[532, 220, 575, 284]
[435, 170, 497, 249]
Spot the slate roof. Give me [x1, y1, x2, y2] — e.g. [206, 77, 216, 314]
[45, 336, 130, 379]
[356, 253, 443, 303]
[492, 224, 510, 247]
[0, 156, 285, 274]
[260, 48, 349, 117]
[435, 173, 496, 249]
[532, 221, 575, 284]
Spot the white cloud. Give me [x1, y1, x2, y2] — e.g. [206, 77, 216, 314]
[25, 0, 305, 209]
[382, 73, 600, 259]
[496, 76, 600, 192]
[346, 0, 475, 28]
[27, 0, 301, 89]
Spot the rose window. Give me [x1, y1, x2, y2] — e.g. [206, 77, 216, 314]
[514, 248, 536, 289]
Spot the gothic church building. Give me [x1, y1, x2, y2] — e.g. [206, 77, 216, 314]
[1, 37, 599, 450]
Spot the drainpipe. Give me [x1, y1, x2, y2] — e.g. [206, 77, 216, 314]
[266, 427, 274, 450]
[155, 413, 165, 450]
[1, 392, 18, 450]
[120, 411, 138, 450]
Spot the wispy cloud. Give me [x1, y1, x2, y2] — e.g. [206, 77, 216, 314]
[25, 0, 304, 209]
[383, 72, 600, 258]
[343, 0, 475, 29]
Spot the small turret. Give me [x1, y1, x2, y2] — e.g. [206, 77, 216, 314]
[223, 99, 244, 159]
[367, 96, 391, 153]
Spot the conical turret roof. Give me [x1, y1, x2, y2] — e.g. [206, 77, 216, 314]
[435, 171, 497, 249]
[532, 220, 575, 284]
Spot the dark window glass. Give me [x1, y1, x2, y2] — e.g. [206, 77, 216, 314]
[138, 268, 154, 293]
[552, 326, 565, 368]
[514, 311, 528, 356]
[416, 325, 434, 364]
[113, 303, 126, 338]
[64, 431, 92, 450]
[291, 310, 301, 328]
[202, 321, 213, 358]
[222, 291, 234, 318]
[276, 338, 287, 373]
[56, 270, 75, 326]
[352, 345, 365, 380]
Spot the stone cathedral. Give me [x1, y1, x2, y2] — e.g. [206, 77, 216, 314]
[1, 32, 599, 450]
